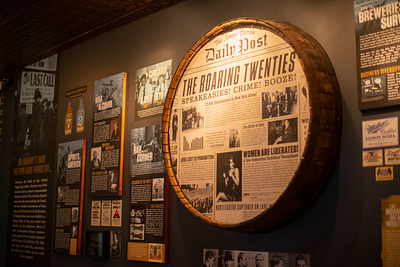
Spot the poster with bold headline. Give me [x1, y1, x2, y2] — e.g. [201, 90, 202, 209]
[135, 59, 172, 120]
[6, 54, 58, 266]
[90, 72, 127, 197]
[54, 140, 86, 255]
[169, 25, 309, 224]
[128, 124, 168, 263]
[355, 0, 400, 109]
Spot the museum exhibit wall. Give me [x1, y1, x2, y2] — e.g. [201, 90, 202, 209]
[0, 0, 395, 266]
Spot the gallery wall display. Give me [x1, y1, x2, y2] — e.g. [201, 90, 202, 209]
[54, 140, 86, 255]
[90, 72, 127, 197]
[381, 195, 400, 266]
[127, 124, 168, 263]
[162, 18, 342, 232]
[6, 55, 58, 266]
[354, 0, 400, 110]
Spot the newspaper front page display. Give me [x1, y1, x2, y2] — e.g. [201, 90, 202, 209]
[90, 73, 127, 197]
[354, 0, 400, 109]
[135, 60, 172, 120]
[54, 140, 86, 255]
[169, 25, 310, 225]
[128, 124, 168, 263]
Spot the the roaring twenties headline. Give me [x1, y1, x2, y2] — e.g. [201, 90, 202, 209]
[180, 33, 297, 105]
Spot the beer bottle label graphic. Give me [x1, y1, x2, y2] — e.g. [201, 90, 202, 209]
[76, 98, 85, 133]
[65, 102, 73, 135]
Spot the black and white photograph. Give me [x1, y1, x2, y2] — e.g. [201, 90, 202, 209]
[135, 59, 172, 119]
[182, 105, 204, 131]
[57, 143, 69, 185]
[131, 124, 163, 165]
[152, 178, 164, 201]
[13, 88, 57, 158]
[229, 129, 240, 148]
[57, 186, 66, 202]
[269, 253, 289, 267]
[109, 119, 121, 141]
[262, 86, 297, 119]
[108, 169, 118, 192]
[170, 108, 179, 142]
[71, 207, 79, 223]
[182, 184, 213, 214]
[110, 231, 121, 259]
[290, 253, 310, 267]
[216, 151, 242, 202]
[94, 74, 124, 113]
[130, 207, 145, 224]
[202, 249, 218, 267]
[268, 118, 298, 145]
[71, 225, 78, 238]
[218, 250, 234, 267]
[91, 147, 102, 170]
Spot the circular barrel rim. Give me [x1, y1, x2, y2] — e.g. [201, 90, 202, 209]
[162, 17, 342, 233]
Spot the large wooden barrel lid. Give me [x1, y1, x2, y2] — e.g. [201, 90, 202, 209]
[162, 18, 342, 232]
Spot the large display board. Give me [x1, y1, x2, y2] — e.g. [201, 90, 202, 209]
[90, 72, 127, 197]
[54, 140, 86, 255]
[354, 0, 400, 110]
[162, 18, 342, 232]
[127, 124, 168, 263]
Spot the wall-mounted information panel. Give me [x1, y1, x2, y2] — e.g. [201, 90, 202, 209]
[162, 18, 342, 232]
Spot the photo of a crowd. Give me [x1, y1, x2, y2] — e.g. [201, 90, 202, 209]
[182, 106, 204, 131]
[182, 184, 213, 214]
[262, 86, 297, 119]
[14, 88, 57, 157]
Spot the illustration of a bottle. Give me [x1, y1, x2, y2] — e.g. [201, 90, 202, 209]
[76, 98, 85, 133]
[65, 102, 73, 135]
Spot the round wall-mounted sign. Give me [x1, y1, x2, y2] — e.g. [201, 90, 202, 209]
[162, 18, 342, 232]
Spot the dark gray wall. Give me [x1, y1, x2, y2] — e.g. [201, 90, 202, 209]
[1, 0, 394, 266]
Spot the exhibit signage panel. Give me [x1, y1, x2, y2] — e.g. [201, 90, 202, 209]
[54, 140, 86, 255]
[163, 18, 342, 232]
[90, 72, 127, 197]
[6, 55, 58, 265]
[128, 124, 168, 263]
[354, 0, 400, 110]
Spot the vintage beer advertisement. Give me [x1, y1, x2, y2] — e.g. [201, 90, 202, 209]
[385, 147, 400, 165]
[169, 26, 310, 224]
[54, 140, 86, 255]
[90, 72, 127, 196]
[354, 0, 400, 109]
[362, 117, 398, 149]
[362, 149, 383, 166]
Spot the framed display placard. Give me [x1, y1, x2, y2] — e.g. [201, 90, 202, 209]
[55, 140, 86, 255]
[162, 18, 342, 232]
[354, 0, 400, 110]
[90, 72, 127, 197]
